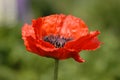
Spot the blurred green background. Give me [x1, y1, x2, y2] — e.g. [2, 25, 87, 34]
[0, 0, 120, 80]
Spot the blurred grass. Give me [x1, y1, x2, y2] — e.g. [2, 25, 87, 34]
[0, 0, 120, 80]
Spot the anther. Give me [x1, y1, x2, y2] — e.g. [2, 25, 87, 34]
[43, 35, 72, 48]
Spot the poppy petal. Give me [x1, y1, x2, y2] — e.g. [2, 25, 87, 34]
[24, 36, 42, 55]
[81, 37, 101, 50]
[72, 53, 85, 63]
[43, 48, 72, 59]
[36, 39, 56, 52]
[42, 48, 81, 60]
[32, 14, 88, 39]
[32, 18, 43, 39]
[22, 24, 35, 39]
[65, 31, 100, 52]
[33, 14, 66, 38]
[59, 15, 88, 39]
[22, 24, 56, 55]
[24, 36, 57, 56]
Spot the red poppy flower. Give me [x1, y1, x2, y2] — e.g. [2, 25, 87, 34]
[22, 14, 101, 63]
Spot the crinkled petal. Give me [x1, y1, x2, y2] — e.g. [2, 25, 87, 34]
[22, 24, 35, 39]
[24, 36, 56, 56]
[24, 36, 43, 55]
[64, 31, 100, 52]
[32, 14, 88, 39]
[41, 14, 66, 36]
[59, 15, 88, 39]
[32, 14, 66, 39]
[81, 37, 101, 50]
[22, 24, 56, 56]
[32, 18, 43, 39]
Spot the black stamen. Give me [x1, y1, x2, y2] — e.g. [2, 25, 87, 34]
[43, 35, 72, 48]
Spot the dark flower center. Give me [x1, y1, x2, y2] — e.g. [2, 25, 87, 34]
[43, 35, 72, 48]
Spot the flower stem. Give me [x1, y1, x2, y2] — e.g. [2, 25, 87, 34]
[54, 59, 59, 80]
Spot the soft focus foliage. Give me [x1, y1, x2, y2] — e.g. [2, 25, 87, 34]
[0, 0, 120, 80]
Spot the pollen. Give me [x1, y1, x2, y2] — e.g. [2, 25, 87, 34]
[43, 35, 72, 48]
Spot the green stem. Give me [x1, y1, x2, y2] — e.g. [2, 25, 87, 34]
[54, 59, 59, 80]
